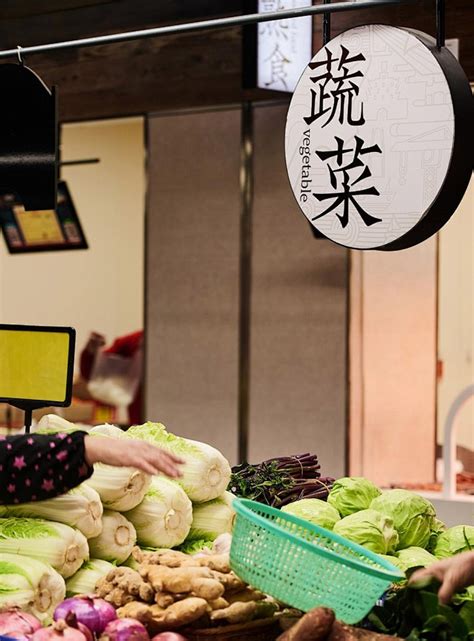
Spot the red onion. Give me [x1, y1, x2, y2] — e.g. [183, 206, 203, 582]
[54, 597, 116, 635]
[31, 620, 88, 641]
[0, 610, 41, 638]
[64, 614, 93, 641]
[151, 634, 188, 641]
[100, 619, 149, 641]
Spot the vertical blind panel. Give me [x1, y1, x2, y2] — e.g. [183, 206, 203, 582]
[249, 104, 348, 478]
[146, 109, 241, 464]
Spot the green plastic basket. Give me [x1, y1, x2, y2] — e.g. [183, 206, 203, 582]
[230, 498, 404, 624]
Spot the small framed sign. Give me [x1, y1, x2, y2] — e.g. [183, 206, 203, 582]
[0, 181, 87, 253]
[0, 324, 75, 409]
[243, 0, 313, 93]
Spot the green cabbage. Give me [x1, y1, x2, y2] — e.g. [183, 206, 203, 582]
[427, 517, 447, 553]
[396, 546, 437, 571]
[378, 554, 406, 573]
[371, 489, 436, 550]
[328, 477, 381, 517]
[281, 498, 340, 530]
[126, 423, 231, 503]
[434, 525, 474, 559]
[333, 509, 399, 554]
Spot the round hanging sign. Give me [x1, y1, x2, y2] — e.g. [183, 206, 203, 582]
[285, 25, 472, 250]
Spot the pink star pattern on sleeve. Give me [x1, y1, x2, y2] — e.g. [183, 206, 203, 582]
[0, 431, 93, 504]
[13, 456, 26, 470]
[41, 479, 55, 492]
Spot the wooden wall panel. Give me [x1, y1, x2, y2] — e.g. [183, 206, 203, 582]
[0, 1, 470, 121]
[146, 109, 241, 464]
[314, 0, 473, 80]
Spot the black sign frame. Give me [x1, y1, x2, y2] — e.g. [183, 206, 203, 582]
[0, 181, 88, 254]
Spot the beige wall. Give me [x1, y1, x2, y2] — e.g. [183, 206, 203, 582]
[350, 241, 438, 485]
[0, 117, 145, 371]
[438, 175, 474, 453]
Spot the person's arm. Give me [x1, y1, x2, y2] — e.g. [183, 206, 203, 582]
[0, 432, 183, 505]
[410, 551, 474, 603]
[0, 432, 94, 504]
[84, 436, 183, 478]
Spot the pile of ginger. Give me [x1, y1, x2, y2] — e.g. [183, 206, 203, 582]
[95, 546, 279, 633]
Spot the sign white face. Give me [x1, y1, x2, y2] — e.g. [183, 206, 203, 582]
[258, 0, 312, 93]
[285, 25, 457, 250]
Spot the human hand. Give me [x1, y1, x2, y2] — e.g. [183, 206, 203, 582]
[84, 435, 184, 479]
[410, 551, 474, 604]
[85, 332, 106, 354]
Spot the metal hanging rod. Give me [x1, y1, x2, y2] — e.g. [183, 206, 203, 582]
[1, 0, 410, 59]
[60, 158, 100, 167]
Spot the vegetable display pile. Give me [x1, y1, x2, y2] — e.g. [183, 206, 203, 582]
[287, 477, 474, 639]
[229, 454, 334, 507]
[1, 417, 472, 641]
[0, 419, 234, 623]
[97, 547, 280, 633]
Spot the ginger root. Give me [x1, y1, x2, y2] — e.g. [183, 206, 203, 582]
[209, 601, 257, 625]
[212, 570, 246, 594]
[196, 553, 231, 574]
[155, 592, 175, 609]
[117, 601, 154, 624]
[226, 587, 266, 604]
[208, 597, 229, 610]
[189, 577, 225, 601]
[142, 564, 213, 593]
[96, 567, 154, 606]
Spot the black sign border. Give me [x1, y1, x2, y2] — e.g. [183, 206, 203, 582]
[0, 324, 75, 408]
[0, 180, 88, 254]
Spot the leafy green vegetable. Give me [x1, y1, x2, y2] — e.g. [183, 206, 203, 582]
[88, 510, 136, 564]
[66, 558, 115, 596]
[434, 525, 474, 559]
[282, 498, 340, 530]
[1, 483, 103, 538]
[0, 517, 88, 578]
[188, 492, 235, 541]
[427, 518, 447, 554]
[366, 582, 474, 640]
[378, 554, 407, 573]
[127, 422, 231, 503]
[328, 477, 381, 517]
[333, 509, 399, 554]
[0, 552, 65, 621]
[178, 539, 214, 555]
[396, 547, 438, 571]
[371, 489, 436, 550]
[125, 477, 192, 548]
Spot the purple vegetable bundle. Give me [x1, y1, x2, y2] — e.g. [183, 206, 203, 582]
[229, 453, 334, 507]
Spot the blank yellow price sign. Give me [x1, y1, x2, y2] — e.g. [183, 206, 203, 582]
[0, 325, 75, 431]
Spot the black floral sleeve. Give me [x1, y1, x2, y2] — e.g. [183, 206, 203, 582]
[0, 431, 94, 504]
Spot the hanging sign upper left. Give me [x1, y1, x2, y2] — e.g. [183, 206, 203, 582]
[0, 63, 58, 211]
